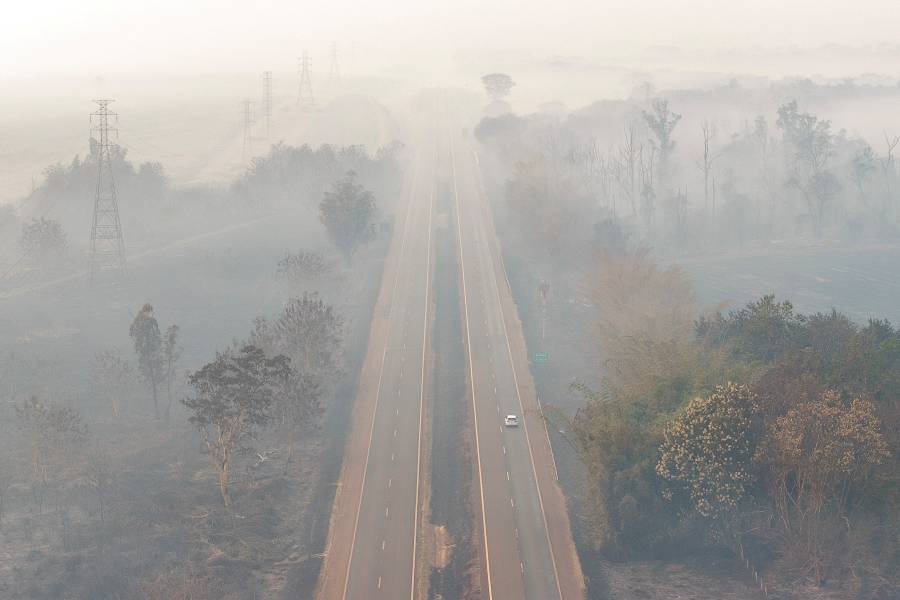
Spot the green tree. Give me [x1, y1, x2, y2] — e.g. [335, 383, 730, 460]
[129, 304, 164, 419]
[319, 171, 377, 262]
[183, 345, 291, 506]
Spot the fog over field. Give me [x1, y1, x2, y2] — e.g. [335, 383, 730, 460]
[1, 2, 899, 599]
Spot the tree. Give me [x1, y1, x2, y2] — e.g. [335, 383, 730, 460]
[657, 383, 758, 520]
[643, 98, 681, 191]
[92, 350, 134, 418]
[183, 345, 291, 506]
[696, 121, 719, 222]
[130, 304, 164, 419]
[696, 295, 805, 361]
[278, 372, 323, 464]
[251, 293, 343, 382]
[250, 294, 339, 461]
[879, 133, 899, 220]
[15, 396, 88, 514]
[850, 143, 875, 206]
[481, 73, 515, 102]
[319, 171, 377, 262]
[19, 217, 67, 266]
[162, 325, 183, 423]
[276, 250, 335, 287]
[776, 101, 837, 236]
[618, 120, 640, 217]
[84, 445, 113, 528]
[755, 390, 889, 583]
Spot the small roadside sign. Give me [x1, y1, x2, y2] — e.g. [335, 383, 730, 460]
[533, 352, 549, 364]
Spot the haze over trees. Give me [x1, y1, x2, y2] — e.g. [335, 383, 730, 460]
[477, 78, 900, 257]
[183, 345, 292, 506]
[473, 74, 900, 596]
[19, 217, 67, 267]
[319, 170, 378, 262]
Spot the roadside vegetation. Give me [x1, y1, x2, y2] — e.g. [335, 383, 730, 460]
[0, 137, 399, 598]
[477, 75, 900, 597]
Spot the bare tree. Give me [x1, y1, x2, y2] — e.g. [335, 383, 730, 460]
[849, 143, 876, 207]
[880, 133, 899, 220]
[162, 324, 183, 423]
[14, 396, 88, 515]
[618, 121, 640, 217]
[638, 144, 657, 231]
[92, 350, 134, 418]
[84, 445, 112, 528]
[643, 98, 681, 192]
[696, 121, 719, 222]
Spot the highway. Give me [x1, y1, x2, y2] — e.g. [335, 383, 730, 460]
[317, 98, 584, 600]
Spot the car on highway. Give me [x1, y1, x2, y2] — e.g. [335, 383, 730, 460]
[504, 414, 519, 427]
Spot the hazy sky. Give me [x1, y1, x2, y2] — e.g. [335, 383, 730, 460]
[3, 0, 899, 77]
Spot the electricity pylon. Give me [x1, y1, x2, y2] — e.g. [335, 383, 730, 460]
[89, 99, 126, 284]
[242, 99, 255, 163]
[262, 70, 273, 138]
[297, 51, 315, 111]
[328, 42, 340, 84]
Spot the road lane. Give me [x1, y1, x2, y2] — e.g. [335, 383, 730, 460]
[318, 113, 435, 600]
[447, 101, 585, 600]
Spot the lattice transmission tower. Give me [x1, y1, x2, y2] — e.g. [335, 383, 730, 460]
[242, 99, 255, 163]
[89, 99, 126, 284]
[328, 42, 340, 84]
[297, 51, 315, 111]
[262, 70, 273, 138]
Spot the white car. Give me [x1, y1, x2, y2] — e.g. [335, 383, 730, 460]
[504, 414, 519, 427]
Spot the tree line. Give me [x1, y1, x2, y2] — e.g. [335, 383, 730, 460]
[573, 249, 898, 592]
[476, 78, 900, 258]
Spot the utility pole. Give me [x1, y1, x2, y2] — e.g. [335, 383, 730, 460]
[297, 51, 315, 111]
[328, 42, 340, 85]
[89, 99, 126, 284]
[242, 98, 254, 163]
[262, 70, 273, 139]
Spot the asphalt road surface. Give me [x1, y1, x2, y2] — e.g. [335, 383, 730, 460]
[446, 106, 584, 600]
[317, 110, 436, 600]
[317, 98, 584, 600]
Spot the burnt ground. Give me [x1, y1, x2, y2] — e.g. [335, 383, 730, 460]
[0, 210, 390, 600]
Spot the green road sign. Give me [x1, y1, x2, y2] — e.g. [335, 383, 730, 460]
[533, 352, 549, 364]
